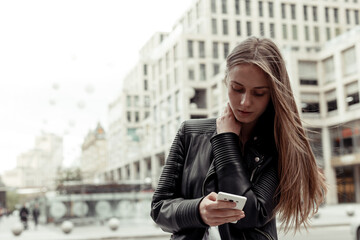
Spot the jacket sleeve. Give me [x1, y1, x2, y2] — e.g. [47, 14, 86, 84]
[210, 132, 279, 229]
[150, 122, 208, 233]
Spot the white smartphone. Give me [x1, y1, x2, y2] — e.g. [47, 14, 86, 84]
[217, 192, 247, 223]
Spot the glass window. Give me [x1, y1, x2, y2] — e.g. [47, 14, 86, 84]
[304, 26, 310, 41]
[270, 23, 275, 38]
[235, 0, 240, 15]
[223, 42, 229, 59]
[200, 64, 206, 81]
[336, 166, 355, 203]
[292, 24, 298, 40]
[245, 0, 251, 16]
[213, 42, 219, 58]
[135, 112, 140, 122]
[326, 27, 331, 40]
[187, 40, 194, 58]
[325, 7, 329, 22]
[173, 44, 178, 61]
[291, 4, 296, 20]
[334, 8, 339, 23]
[144, 96, 150, 107]
[326, 90, 337, 112]
[306, 128, 324, 166]
[312, 6, 318, 21]
[222, 19, 228, 35]
[127, 111, 131, 122]
[260, 22, 265, 36]
[144, 79, 148, 91]
[346, 9, 350, 24]
[211, 84, 219, 107]
[281, 3, 286, 19]
[355, 10, 359, 25]
[134, 96, 139, 107]
[211, 0, 216, 13]
[301, 93, 320, 114]
[126, 95, 131, 107]
[213, 63, 220, 76]
[343, 47, 357, 76]
[143, 64, 147, 75]
[346, 82, 360, 107]
[127, 128, 139, 142]
[268, 2, 274, 18]
[323, 56, 335, 83]
[221, 0, 227, 14]
[247, 21, 252, 36]
[314, 26, 319, 42]
[258, 1, 263, 17]
[211, 18, 217, 35]
[299, 61, 317, 85]
[188, 68, 195, 81]
[303, 5, 308, 21]
[236, 20, 241, 36]
[167, 96, 172, 115]
[199, 41, 205, 58]
[175, 90, 181, 112]
[282, 24, 287, 39]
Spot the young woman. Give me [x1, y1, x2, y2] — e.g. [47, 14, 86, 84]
[150, 37, 327, 239]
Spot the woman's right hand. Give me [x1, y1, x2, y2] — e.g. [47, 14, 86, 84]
[199, 192, 245, 226]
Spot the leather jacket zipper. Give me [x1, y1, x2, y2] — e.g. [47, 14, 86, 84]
[254, 228, 274, 240]
[250, 164, 261, 182]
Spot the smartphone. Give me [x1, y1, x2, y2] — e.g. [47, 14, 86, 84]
[217, 191, 247, 223]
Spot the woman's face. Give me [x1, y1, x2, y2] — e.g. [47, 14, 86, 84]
[227, 63, 271, 125]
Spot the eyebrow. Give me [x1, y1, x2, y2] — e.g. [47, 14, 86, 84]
[230, 81, 270, 89]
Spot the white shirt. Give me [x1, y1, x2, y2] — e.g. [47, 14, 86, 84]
[202, 226, 221, 240]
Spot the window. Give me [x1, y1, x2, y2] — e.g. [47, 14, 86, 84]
[126, 95, 131, 107]
[326, 27, 331, 40]
[355, 10, 359, 25]
[325, 7, 329, 23]
[270, 23, 275, 38]
[346, 82, 360, 107]
[306, 128, 324, 166]
[188, 68, 195, 81]
[258, 1, 263, 17]
[167, 96, 172, 115]
[173, 44, 178, 61]
[303, 5, 308, 21]
[299, 61, 317, 85]
[144, 79, 148, 91]
[323, 57, 335, 83]
[268, 2, 274, 18]
[291, 4, 296, 20]
[314, 26, 319, 42]
[301, 93, 320, 114]
[330, 121, 360, 157]
[246, 21, 252, 36]
[211, 19, 217, 35]
[343, 47, 357, 76]
[312, 6, 318, 21]
[200, 64, 206, 81]
[187, 40, 193, 58]
[127, 111, 131, 122]
[282, 24, 288, 39]
[304, 26, 310, 41]
[245, 0, 251, 16]
[199, 41, 205, 58]
[135, 112, 140, 122]
[222, 19, 228, 35]
[221, 0, 227, 14]
[326, 90, 337, 112]
[235, 0, 240, 15]
[144, 96, 150, 107]
[213, 42, 219, 58]
[213, 63, 220, 76]
[292, 25, 298, 40]
[175, 90, 181, 112]
[134, 96, 139, 107]
[143, 64, 147, 75]
[211, 0, 216, 13]
[223, 42, 229, 59]
[236, 20, 241, 36]
[260, 22, 265, 36]
[281, 3, 286, 19]
[346, 9, 351, 24]
[334, 8, 339, 23]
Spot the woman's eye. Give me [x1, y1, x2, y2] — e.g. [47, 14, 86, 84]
[253, 92, 266, 97]
[231, 86, 244, 92]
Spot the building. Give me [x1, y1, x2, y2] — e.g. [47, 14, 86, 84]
[104, 0, 360, 204]
[2, 133, 63, 189]
[81, 123, 108, 183]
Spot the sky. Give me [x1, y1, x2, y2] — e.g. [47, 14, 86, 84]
[0, 0, 193, 174]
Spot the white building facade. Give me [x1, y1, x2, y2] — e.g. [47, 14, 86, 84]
[104, 0, 360, 204]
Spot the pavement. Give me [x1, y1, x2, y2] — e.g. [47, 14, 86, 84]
[1, 204, 360, 240]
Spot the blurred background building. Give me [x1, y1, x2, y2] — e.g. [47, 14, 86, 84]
[101, 0, 360, 206]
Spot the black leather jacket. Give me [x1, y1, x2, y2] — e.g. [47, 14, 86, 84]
[150, 118, 279, 240]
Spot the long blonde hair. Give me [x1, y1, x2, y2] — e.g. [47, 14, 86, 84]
[225, 37, 327, 231]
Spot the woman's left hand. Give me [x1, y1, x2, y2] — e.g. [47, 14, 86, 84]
[217, 103, 241, 135]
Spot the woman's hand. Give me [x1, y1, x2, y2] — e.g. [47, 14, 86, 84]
[199, 192, 245, 226]
[217, 103, 241, 135]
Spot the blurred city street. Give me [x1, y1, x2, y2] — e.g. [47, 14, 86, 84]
[0, 204, 357, 240]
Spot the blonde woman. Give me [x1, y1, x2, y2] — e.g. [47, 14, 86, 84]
[150, 37, 327, 239]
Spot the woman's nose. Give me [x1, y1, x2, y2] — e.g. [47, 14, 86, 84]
[240, 92, 251, 106]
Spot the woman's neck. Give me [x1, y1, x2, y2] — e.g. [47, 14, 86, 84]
[239, 120, 257, 145]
